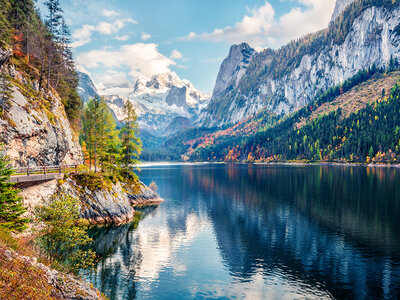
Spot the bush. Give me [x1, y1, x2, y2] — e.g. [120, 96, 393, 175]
[35, 192, 96, 273]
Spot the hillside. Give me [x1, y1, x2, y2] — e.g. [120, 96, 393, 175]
[173, 64, 400, 163]
[200, 0, 400, 127]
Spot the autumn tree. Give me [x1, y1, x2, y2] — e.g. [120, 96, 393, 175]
[82, 96, 120, 173]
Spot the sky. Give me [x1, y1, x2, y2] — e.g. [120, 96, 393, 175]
[39, 0, 337, 94]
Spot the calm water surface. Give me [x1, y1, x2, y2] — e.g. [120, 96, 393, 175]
[84, 164, 400, 299]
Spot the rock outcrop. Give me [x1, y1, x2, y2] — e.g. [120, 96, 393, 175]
[0, 49, 11, 67]
[0, 65, 82, 167]
[201, 1, 400, 127]
[60, 178, 164, 225]
[211, 42, 256, 99]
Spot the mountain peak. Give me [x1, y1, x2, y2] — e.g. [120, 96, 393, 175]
[212, 43, 256, 98]
[330, 0, 356, 24]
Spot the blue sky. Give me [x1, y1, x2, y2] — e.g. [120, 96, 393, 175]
[39, 0, 336, 94]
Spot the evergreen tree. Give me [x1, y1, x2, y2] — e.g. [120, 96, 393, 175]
[82, 96, 119, 172]
[0, 150, 27, 231]
[120, 101, 141, 175]
[44, 0, 63, 88]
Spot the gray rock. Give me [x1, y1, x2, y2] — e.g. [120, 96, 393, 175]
[60, 178, 163, 225]
[166, 86, 188, 108]
[0, 49, 11, 67]
[0, 66, 82, 167]
[4, 249, 12, 260]
[212, 42, 256, 99]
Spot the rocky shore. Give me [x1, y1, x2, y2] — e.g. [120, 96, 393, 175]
[59, 178, 164, 225]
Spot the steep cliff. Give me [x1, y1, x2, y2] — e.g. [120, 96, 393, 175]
[0, 65, 82, 167]
[211, 43, 256, 99]
[201, 0, 400, 127]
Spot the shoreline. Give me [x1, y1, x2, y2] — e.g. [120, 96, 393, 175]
[139, 161, 400, 168]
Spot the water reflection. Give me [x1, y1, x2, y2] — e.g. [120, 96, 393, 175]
[84, 164, 400, 299]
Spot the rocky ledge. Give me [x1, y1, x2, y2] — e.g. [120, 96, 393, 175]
[59, 178, 164, 225]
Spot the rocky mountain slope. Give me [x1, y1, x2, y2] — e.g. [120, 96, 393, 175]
[77, 71, 100, 103]
[200, 0, 400, 127]
[211, 43, 256, 99]
[79, 71, 210, 136]
[0, 64, 82, 167]
[330, 0, 356, 24]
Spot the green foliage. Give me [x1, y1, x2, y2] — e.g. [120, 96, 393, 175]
[35, 192, 96, 273]
[0, 0, 82, 126]
[0, 150, 27, 231]
[120, 101, 141, 173]
[82, 96, 120, 173]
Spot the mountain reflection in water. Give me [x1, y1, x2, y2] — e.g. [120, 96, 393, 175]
[83, 164, 400, 300]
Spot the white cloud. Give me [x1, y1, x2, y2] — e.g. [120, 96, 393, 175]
[115, 35, 130, 41]
[76, 43, 176, 79]
[71, 18, 138, 47]
[71, 24, 95, 48]
[96, 18, 137, 35]
[95, 70, 130, 87]
[183, 0, 335, 49]
[102, 9, 120, 18]
[140, 32, 151, 41]
[170, 50, 183, 60]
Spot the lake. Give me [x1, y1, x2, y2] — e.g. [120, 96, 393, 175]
[84, 164, 400, 299]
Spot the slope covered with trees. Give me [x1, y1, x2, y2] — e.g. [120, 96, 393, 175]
[0, 0, 81, 125]
[178, 62, 400, 164]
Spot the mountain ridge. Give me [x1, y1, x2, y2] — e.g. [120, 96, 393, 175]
[200, 0, 400, 128]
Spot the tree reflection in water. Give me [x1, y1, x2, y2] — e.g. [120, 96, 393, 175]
[84, 164, 400, 300]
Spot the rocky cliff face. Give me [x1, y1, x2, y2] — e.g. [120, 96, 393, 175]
[60, 179, 164, 225]
[201, 1, 400, 127]
[211, 43, 256, 99]
[0, 65, 82, 167]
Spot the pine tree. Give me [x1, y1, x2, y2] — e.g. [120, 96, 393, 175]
[0, 150, 27, 231]
[44, 0, 63, 88]
[120, 101, 141, 176]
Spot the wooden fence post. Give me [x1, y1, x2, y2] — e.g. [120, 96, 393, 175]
[27, 162, 30, 176]
[44, 166, 46, 175]
[59, 165, 61, 174]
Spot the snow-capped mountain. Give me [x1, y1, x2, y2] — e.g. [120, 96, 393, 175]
[78, 71, 209, 136]
[77, 71, 100, 103]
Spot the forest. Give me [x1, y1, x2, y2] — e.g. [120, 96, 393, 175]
[173, 60, 400, 164]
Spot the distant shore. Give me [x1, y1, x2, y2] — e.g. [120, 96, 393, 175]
[139, 161, 400, 168]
